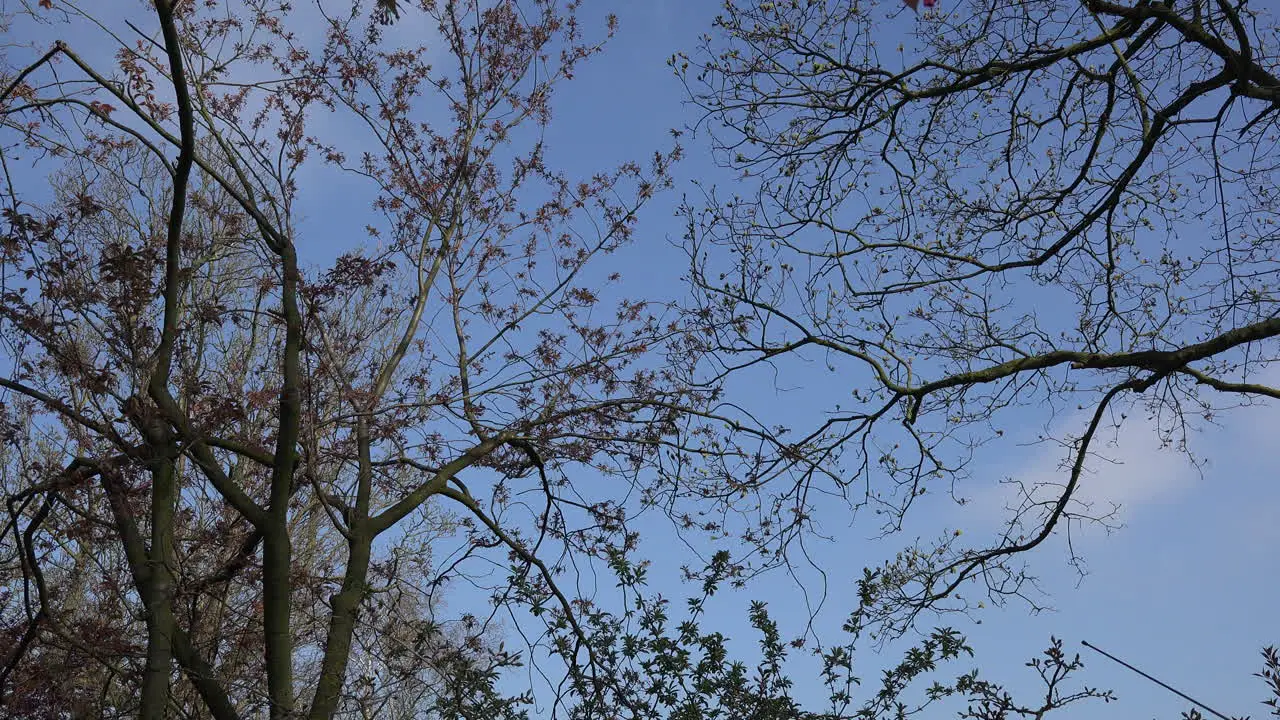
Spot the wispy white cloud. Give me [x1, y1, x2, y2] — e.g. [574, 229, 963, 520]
[967, 366, 1280, 540]
[1209, 371, 1280, 546]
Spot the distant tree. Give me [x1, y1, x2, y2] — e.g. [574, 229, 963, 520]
[547, 549, 1116, 720]
[673, 0, 1280, 632]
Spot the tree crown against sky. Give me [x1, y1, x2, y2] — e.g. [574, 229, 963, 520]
[673, 0, 1280, 634]
[0, 0, 1276, 718]
[0, 0, 698, 715]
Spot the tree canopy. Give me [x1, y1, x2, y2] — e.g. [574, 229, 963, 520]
[675, 0, 1280, 632]
[0, 0, 1276, 718]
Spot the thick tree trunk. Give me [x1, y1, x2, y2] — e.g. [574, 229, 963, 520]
[140, 457, 177, 717]
[308, 530, 373, 720]
[262, 528, 295, 718]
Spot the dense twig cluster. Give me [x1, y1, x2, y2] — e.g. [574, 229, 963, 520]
[674, 0, 1279, 633]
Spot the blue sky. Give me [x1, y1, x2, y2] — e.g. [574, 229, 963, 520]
[7, 0, 1275, 717]
[500, 3, 1278, 717]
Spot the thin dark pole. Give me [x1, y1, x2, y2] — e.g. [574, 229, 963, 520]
[1081, 640, 1235, 720]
